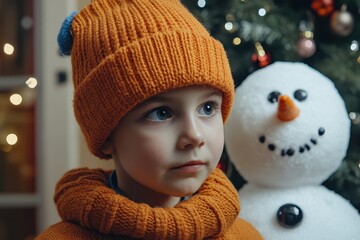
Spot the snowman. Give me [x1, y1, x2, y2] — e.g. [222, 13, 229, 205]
[225, 62, 360, 239]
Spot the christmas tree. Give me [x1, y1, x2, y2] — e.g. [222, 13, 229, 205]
[182, 0, 360, 212]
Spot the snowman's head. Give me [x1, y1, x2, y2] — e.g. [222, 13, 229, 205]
[225, 62, 350, 187]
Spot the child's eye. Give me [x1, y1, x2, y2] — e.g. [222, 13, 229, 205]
[145, 107, 172, 122]
[198, 102, 217, 116]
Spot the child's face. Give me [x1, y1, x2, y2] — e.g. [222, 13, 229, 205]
[103, 85, 224, 198]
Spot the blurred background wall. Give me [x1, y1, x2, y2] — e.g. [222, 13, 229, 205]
[0, 0, 113, 238]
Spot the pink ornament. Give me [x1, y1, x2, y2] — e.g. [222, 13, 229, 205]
[297, 38, 316, 58]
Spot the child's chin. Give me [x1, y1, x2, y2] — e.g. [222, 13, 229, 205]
[176, 183, 203, 197]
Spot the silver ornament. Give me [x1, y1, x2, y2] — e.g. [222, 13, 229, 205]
[330, 8, 354, 37]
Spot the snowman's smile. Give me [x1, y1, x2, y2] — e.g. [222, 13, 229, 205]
[258, 127, 326, 157]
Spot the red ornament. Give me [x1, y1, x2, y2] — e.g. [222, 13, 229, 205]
[311, 0, 334, 17]
[252, 42, 271, 68]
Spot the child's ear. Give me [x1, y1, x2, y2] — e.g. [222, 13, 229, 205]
[101, 139, 113, 155]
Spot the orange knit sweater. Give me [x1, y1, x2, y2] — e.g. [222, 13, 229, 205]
[36, 168, 263, 240]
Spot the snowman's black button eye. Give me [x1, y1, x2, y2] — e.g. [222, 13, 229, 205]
[268, 91, 281, 103]
[294, 89, 307, 102]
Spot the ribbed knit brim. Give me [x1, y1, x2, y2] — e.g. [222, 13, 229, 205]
[70, 0, 234, 159]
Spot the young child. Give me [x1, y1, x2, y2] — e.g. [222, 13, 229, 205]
[36, 0, 263, 239]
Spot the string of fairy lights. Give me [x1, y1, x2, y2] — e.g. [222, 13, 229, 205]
[1, 42, 37, 152]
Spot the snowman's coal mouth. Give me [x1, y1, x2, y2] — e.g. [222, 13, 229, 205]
[258, 127, 325, 157]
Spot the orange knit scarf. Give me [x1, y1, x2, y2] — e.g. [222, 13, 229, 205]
[54, 168, 240, 239]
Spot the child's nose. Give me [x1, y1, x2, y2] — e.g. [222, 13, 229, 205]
[177, 117, 205, 150]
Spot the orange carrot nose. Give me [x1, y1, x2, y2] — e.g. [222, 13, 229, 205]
[277, 95, 300, 121]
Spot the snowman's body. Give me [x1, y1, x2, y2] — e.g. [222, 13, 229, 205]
[239, 184, 360, 240]
[225, 62, 360, 239]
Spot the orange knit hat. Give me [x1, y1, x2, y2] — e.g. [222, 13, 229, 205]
[58, 0, 234, 159]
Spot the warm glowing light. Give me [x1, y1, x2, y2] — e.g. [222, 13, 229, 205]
[197, 0, 206, 8]
[225, 22, 233, 31]
[349, 112, 360, 125]
[303, 31, 314, 39]
[350, 41, 359, 52]
[349, 112, 356, 120]
[233, 37, 242, 45]
[255, 42, 266, 57]
[10, 94, 22, 105]
[26, 77, 38, 88]
[4, 43, 15, 55]
[258, 8, 266, 16]
[357, 56, 360, 64]
[6, 134, 18, 145]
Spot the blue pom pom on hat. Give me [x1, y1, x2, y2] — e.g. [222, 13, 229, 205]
[57, 11, 77, 56]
